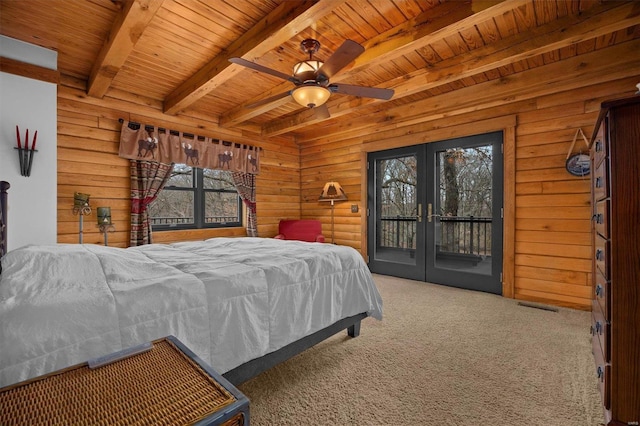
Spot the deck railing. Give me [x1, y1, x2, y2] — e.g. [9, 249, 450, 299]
[379, 216, 416, 249]
[438, 216, 492, 256]
[379, 215, 492, 255]
[151, 216, 238, 226]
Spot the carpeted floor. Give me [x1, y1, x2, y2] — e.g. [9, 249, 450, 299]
[238, 274, 604, 425]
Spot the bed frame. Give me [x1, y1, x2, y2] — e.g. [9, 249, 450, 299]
[0, 181, 8, 262]
[224, 313, 364, 385]
[0, 180, 366, 386]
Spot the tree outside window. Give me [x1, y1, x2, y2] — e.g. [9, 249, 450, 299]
[149, 164, 242, 229]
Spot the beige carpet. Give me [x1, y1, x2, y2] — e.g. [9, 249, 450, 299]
[238, 274, 604, 425]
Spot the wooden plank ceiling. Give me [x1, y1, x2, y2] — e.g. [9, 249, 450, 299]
[1, 0, 639, 139]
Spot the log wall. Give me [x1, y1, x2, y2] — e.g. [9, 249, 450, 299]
[297, 65, 638, 310]
[57, 76, 300, 247]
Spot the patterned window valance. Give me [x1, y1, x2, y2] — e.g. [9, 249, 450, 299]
[118, 120, 260, 175]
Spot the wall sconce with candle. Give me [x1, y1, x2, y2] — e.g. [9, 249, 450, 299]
[72, 192, 91, 244]
[97, 207, 115, 246]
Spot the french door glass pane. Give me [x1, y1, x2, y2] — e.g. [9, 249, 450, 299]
[375, 155, 417, 265]
[434, 145, 493, 275]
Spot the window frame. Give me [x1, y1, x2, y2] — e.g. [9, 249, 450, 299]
[150, 166, 243, 231]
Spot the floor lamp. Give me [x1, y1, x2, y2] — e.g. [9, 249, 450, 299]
[318, 181, 347, 244]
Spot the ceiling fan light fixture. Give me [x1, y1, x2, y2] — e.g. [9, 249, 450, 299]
[292, 84, 330, 108]
[292, 59, 323, 83]
[293, 60, 323, 75]
[231, 38, 392, 113]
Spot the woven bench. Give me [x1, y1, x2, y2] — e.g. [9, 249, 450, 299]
[0, 336, 249, 425]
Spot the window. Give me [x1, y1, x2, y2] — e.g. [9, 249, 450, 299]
[149, 164, 242, 229]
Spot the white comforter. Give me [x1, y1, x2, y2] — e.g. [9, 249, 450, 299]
[0, 237, 382, 387]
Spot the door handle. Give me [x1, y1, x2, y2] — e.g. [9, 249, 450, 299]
[417, 204, 422, 223]
[427, 203, 441, 223]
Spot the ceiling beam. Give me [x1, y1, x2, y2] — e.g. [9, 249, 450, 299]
[219, 87, 293, 128]
[0, 56, 59, 84]
[263, 1, 639, 136]
[163, 0, 348, 115]
[389, 1, 640, 99]
[87, 0, 165, 98]
[336, 0, 529, 79]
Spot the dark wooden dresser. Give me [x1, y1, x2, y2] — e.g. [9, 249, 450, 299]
[589, 95, 640, 425]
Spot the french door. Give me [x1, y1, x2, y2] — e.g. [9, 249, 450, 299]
[367, 132, 503, 294]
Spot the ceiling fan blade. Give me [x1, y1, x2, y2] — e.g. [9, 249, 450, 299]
[246, 91, 291, 109]
[312, 104, 330, 120]
[229, 57, 299, 84]
[330, 83, 394, 100]
[317, 40, 364, 81]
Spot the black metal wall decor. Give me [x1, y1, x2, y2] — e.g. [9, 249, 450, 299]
[15, 125, 38, 177]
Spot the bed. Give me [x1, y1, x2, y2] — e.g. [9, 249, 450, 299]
[0, 181, 383, 388]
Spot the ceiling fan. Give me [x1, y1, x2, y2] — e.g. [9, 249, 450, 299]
[229, 39, 394, 117]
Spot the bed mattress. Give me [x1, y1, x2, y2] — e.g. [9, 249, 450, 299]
[0, 237, 382, 387]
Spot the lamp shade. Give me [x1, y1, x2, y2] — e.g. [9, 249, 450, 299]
[292, 84, 331, 108]
[318, 181, 348, 202]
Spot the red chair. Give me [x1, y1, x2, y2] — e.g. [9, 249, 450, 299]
[274, 219, 325, 243]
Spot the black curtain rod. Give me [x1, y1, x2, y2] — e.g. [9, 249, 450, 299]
[117, 118, 262, 150]
[118, 118, 193, 138]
